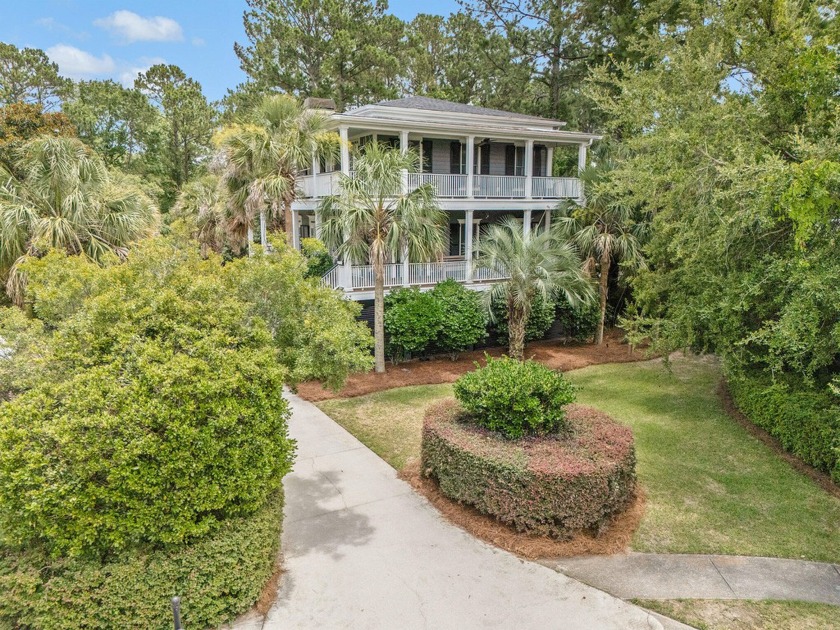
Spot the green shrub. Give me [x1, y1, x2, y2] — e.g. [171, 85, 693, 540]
[453, 356, 576, 439]
[0, 491, 284, 630]
[555, 297, 600, 342]
[422, 400, 636, 537]
[430, 279, 487, 359]
[0, 246, 295, 558]
[491, 292, 555, 345]
[300, 237, 334, 278]
[728, 371, 840, 483]
[384, 287, 443, 362]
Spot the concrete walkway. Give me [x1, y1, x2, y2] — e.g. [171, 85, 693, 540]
[235, 392, 688, 630]
[544, 553, 840, 605]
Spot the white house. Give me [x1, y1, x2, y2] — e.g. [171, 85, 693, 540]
[291, 96, 600, 300]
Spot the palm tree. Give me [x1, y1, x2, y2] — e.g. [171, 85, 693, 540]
[0, 136, 158, 304]
[319, 142, 447, 373]
[172, 173, 229, 257]
[557, 164, 646, 345]
[216, 95, 339, 251]
[478, 217, 594, 360]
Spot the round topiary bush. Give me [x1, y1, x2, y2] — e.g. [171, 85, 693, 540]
[453, 356, 576, 439]
[422, 399, 636, 538]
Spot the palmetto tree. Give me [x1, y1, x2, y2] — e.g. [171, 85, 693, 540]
[557, 164, 646, 345]
[319, 142, 447, 373]
[172, 173, 229, 257]
[0, 136, 158, 304]
[478, 217, 594, 361]
[216, 95, 339, 252]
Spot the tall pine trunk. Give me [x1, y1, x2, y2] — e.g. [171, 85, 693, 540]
[373, 259, 386, 373]
[595, 247, 611, 345]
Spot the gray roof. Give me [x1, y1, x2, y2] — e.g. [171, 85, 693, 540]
[363, 96, 558, 124]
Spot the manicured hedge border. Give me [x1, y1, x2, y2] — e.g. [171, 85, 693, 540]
[728, 372, 840, 484]
[0, 490, 284, 630]
[422, 399, 636, 538]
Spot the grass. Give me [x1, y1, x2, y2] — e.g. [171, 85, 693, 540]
[317, 355, 840, 562]
[633, 599, 840, 630]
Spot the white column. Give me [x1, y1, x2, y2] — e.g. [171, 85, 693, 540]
[259, 211, 267, 247]
[523, 209, 532, 241]
[314, 211, 321, 240]
[402, 245, 410, 287]
[400, 130, 409, 154]
[339, 126, 350, 175]
[544, 209, 551, 232]
[291, 209, 300, 250]
[311, 150, 319, 198]
[465, 135, 474, 198]
[546, 147, 554, 177]
[578, 142, 587, 173]
[524, 139, 534, 199]
[465, 209, 474, 281]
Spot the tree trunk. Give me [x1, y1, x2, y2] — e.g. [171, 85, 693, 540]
[509, 301, 527, 361]
[284, 200, 294, 248]
[595, 247, 611, 345]
[373, 260, 386, 373]
[247, 225, 254, 258]
[259, 211, 267, 249]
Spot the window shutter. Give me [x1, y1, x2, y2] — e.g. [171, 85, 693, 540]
[422, 139, 433, 173]
[450, 142, 461, 174]
[505, 145, 516, 176]
[533, 145, 543, 177]
[480, 143, 490, 174]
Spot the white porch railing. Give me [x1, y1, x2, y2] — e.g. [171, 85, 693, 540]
[408, 260, 468, 284]
[350, 263, 405, 290]
[300, 173, 580, 200]
[321, 260, 508, 291]
[407, 173, 468, 198]
[532, 176, 580, 199]
[473, 175, 526, 198]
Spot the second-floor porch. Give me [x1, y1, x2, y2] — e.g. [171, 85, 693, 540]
[299, 170, 581, 200]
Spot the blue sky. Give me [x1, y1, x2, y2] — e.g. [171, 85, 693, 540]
[1, 0, 461, 101]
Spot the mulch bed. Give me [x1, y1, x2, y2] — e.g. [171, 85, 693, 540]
[717, 381, 840, 500]
[298, 329, 644, 401]
[399, 461, 646, 559]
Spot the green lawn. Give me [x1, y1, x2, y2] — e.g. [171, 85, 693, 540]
[317, 355, 840, 562]
[633, 599, 840, 630]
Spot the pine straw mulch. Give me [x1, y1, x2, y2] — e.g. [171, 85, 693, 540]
[398, 461, 646, 559]
[298, 329, 644, 402]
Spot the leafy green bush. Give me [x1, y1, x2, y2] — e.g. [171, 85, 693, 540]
[0, 491, 284, 630]
[384, 287, 443, 362]
[555, 297, 600, 342]
[453, 356, 576, 439]
[0, 245, 295, 558]
[728, 371, 840, 483]
[422, 400, 636, 537]
[300, 237, 334, 278]
[227, 244, 373, 389]
[430, 279, 487, 359]
[491, 292, 555, 345]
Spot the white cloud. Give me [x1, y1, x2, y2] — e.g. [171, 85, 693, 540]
[46, 44, 115, 78]
[119, 57, 166, 88]
[191, 37, 205, 47]
[35, 17, 89, 40]
[94, 10, 183, 43]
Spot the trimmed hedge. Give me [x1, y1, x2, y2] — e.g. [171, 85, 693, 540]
[0, 490, 284, 630]
[728, 372, 840, 483]
[422, 399, 636, 538]
[454, 356, 576, 439]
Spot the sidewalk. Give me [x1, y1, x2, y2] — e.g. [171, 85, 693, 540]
[235, 392, 688, 630]
[544, 553, 840, 605]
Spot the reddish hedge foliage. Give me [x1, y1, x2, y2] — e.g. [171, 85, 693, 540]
[422, 399, 636, 538]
